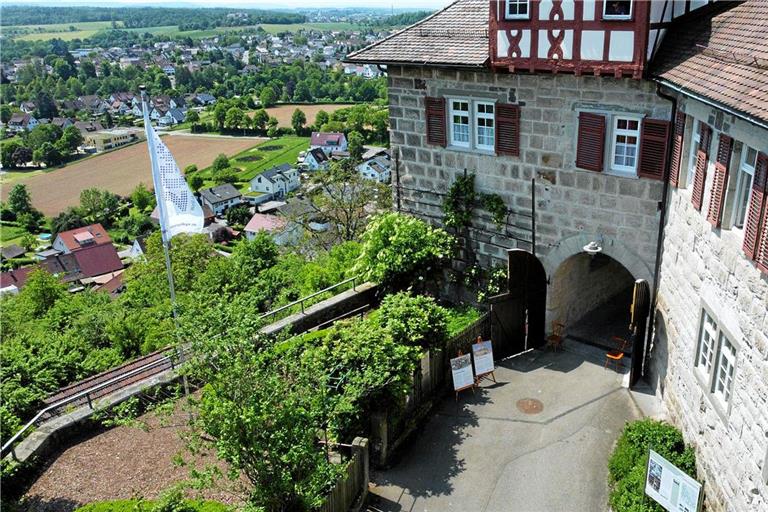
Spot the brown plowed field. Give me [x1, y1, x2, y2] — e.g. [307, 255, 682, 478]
[264, 103, 351, 128]
[1, 135, 263, 216]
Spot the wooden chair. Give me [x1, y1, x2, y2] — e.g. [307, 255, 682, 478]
[605, 336, 628, 371]
[546, 322, 565, 352]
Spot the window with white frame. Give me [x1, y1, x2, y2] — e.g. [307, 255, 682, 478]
[713, 333, 736, 406]
[603, 0, 633, 19]
[610, 116, 641, 174]
[695, 310, 717, 379]
[505, 0, 529, 19]
[450, 99, 470, 148]
[686, 120, 703, 187]
[732, 146, 757, 229]
[476, 102, 495, 151]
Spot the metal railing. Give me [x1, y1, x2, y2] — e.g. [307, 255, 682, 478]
[1, 348, 189, 460]
[259, 275, 361, 322]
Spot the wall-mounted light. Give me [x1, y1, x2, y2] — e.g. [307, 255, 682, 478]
[583, 239, 603, 256]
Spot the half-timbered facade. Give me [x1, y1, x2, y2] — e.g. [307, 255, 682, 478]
[347, 1, 767, 510]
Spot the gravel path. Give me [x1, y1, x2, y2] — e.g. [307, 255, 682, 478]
[20, 402, 246, 512]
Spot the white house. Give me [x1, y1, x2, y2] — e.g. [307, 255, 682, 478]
[8, 113, 38, 133]
[357, 153, 391, 183]
[310, 132, 348, 155]
[304, 148, 330, 171]
[249, 164, 300, 199]
[199, 184, 243, 215]
[243, 213, 295, 245]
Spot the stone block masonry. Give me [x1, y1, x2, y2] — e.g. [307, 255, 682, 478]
[388, 65, 669, 284]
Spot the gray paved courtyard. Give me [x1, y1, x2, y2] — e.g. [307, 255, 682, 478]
[366, 343, 643, 512]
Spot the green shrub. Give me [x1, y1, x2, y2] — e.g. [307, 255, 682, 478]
[445, 306, 483, 337]
[608, 419, 698, 512]
[355, 212, 454, 287]
[375, 292, 448, 350]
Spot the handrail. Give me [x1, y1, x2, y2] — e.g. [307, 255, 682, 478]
[259, 275, 360, 321]
[1, 348, 188, 459]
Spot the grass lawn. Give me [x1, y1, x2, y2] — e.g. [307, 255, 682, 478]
[197, 135, 309, 189]
[0, 222, 29, 248]
[12, 21, 119, 41]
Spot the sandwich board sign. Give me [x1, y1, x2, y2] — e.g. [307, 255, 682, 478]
[450, 353, 474, 398]
[471, 339, 496, 383]
[645, 449, 703, 512]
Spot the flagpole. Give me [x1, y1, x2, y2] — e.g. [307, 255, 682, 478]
[140, 85, 190, 400]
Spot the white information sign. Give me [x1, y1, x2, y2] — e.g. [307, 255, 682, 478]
[472, 340, 495, 376]
[645, 449, 702, 512]
[450, 354, 474, 391]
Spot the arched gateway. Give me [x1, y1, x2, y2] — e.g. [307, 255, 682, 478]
[491, 235, 652, 387]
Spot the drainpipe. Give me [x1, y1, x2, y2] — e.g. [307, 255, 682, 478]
[645, 83, 677, 379]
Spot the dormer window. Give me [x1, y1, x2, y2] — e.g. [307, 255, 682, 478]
[505, 0, 529, 20]
[603, 0, 633, 20]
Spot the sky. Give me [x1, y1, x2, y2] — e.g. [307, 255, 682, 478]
[7, 0, 453, 8]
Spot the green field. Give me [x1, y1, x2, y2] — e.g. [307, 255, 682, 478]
[197, 135, 309, 191]
[8, 21, 362, 41]
[10, 21, 121, 41]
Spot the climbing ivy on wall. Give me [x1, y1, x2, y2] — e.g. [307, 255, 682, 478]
[442, 172, 508, 229]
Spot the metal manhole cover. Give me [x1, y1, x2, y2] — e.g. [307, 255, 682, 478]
[516, 398, 544, 415]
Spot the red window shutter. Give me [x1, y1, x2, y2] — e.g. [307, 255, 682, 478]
[638, 118, 671, 181]
[744, 152, 768, 261]
[496, 103, 520, 156]
[425, 96, 446, 147]
[757, 205, 768, 274]
[706, 135, 733, 227]
[669, 111, 686, 187]
[691, 123, 712, 211]
[575, 112, 606, 172]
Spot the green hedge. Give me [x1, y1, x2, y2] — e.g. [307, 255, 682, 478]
[75, 499, 230, 512]
[608, 419, 699, 512]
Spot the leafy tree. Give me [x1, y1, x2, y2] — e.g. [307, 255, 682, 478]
[0, 105, 11, 124]
[301, 160, 390, 248]
[314, 110, 329, 129]
[188, 174, 204, 193]
[59, 125, 84, 152]
[51, 207, 87, 235]
[79, 188, 120, 225]
[225, 204, 251, 226]
[355, 212, 454, 287]
[34, 90, 58, 119]
[184, 164, 198, 175]
[32, 141, 64, 167]
[119, 212, 153, 237]
[53, 58, 74, 80]
[16, 208, 44, 232]
[15, 269, 65, 318]
[266, 116, 279, 138]
[11, 146, 33, 167]
[213, 102, 227, 130]
[259, 86, 277, 108]
[291, 108, 306, 135]
[27, 124, 63, 151]
[211, 154, 229, 173]
[130, 183, 155, 212]
[224, 106, 245, 132]
[1, 140, 22, 168]
[8, 184, 33, 214]
[214, 167, 238, 185]
[252, 109, 269, 132]
[101, 111, 114, 129]
[185, 110, 200, 124]
[347, 130, 364, 163]
[20, 233, 37, 252]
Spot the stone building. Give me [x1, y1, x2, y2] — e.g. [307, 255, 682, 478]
[347, 1, 768, 510]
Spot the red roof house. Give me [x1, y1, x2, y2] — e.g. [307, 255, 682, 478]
[53, 223, 112, 254]
[310, 132, 348, 155]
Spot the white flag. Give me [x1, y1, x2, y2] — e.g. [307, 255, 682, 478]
[142, 96, 203, 242]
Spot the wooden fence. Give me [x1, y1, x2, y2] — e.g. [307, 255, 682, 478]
[371, 313, 492, 466]
[318, 437, 369, 512]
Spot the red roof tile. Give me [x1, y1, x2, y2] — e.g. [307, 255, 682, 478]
[345, 0, 489, 67]
[56, 223, 112, 252]
[73, 243, 123, 278]
[244, 213, 287, 234]
[311, 132, 345, 146]
[653, 0, 768, 125]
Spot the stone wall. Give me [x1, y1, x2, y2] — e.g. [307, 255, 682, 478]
[388, 65, 668, 282]
[549, 252, 635, 328]
[651, 93, 768, 512]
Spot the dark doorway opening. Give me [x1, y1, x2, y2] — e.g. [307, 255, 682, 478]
[489, 250, 547, 357]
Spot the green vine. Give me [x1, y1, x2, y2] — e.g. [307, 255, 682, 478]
[443, 172, 508, 229]
[481, 193, 507, 228]
[443, 172, 476, 229]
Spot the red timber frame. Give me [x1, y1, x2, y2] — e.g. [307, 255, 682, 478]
[489, 0, 651, 79]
